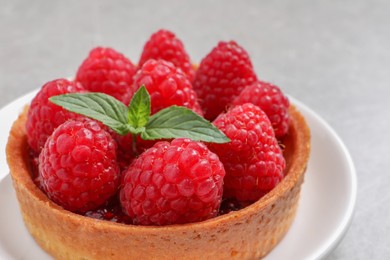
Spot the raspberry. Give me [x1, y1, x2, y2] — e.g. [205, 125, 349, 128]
[26, 79, 86, 152]
[128, 59, 204, 153]
[39, 119, 120, 213]
[233, 81, 290, 137]
[120, 138, 225, 225]
[193, 41, 257, 120]
[75, 47, 137, 104]
[208, 103, 286, 202]
[139, 29, 195, 81]
[131, 59, 203, 116]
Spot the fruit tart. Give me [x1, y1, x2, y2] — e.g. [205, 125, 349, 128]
[6, 29, 310, 259]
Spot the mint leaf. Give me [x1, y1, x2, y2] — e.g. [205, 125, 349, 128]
[128, 86, 150, 129]
[50, 93, 130, 135]
[141, 106, 230, 143]
[50, 90, 230, 145]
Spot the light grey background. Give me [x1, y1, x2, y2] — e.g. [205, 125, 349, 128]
[1, 0, 389, 259]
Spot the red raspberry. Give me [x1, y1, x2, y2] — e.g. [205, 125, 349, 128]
[39, 119, 120, 213]
[128, 59, 204, 153]
[208, 103, 286, 202]
[75, 47, 137, 104]
[233, 81, 290, 137]
[139, 29, 195, 81]
[193, 41, 257, 121]
[120, 138, 225, 226]
[26, 79, 86, 153]
[131, 59, 203, 116]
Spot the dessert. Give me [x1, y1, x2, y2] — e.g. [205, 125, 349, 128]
[6, 29, 310, 259]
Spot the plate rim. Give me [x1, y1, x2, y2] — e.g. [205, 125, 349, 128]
[288, 96, 357, 259]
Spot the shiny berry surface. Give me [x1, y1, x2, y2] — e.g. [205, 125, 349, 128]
[233, 81, 290, 137]
[76, 47, 137, 104]
[39, 119, 120, 213]
[120, 138, 225, 225]
[209, 103, 286, 202]
[193, 41, 257, 120]
[26, 78, 85, 152]
[131, 59, 203, 115]
[139, 29, 195, 81]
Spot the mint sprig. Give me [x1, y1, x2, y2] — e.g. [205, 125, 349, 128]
[50, 86, 230, 150]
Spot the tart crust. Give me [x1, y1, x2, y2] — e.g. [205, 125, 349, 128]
[6, 105, 310, 260]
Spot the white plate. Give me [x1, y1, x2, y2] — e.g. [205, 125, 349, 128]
[0, 91, 357, 260]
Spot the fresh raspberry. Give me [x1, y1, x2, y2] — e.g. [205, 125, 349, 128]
[120, 138, 225, 226]
[131, 59, 203, 116]
[233, 81, 290, 137]
[208, 103, 285, 202]
[193, 41, 257, 120]
[75, 47, 137, 104]
[26, 79, 86, 152]
[139, 29, 195, 81]
[39, 119, 120, 213]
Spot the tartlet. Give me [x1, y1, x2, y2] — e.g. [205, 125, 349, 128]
[6, 105, 310, 259]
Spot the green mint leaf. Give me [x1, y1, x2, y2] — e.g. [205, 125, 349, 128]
[50, 93, 130, 135]
[128, 85, 151, 128]
[141, 106, 230, 143]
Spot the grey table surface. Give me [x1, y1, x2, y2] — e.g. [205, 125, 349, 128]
[1, 0, 389, 259]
